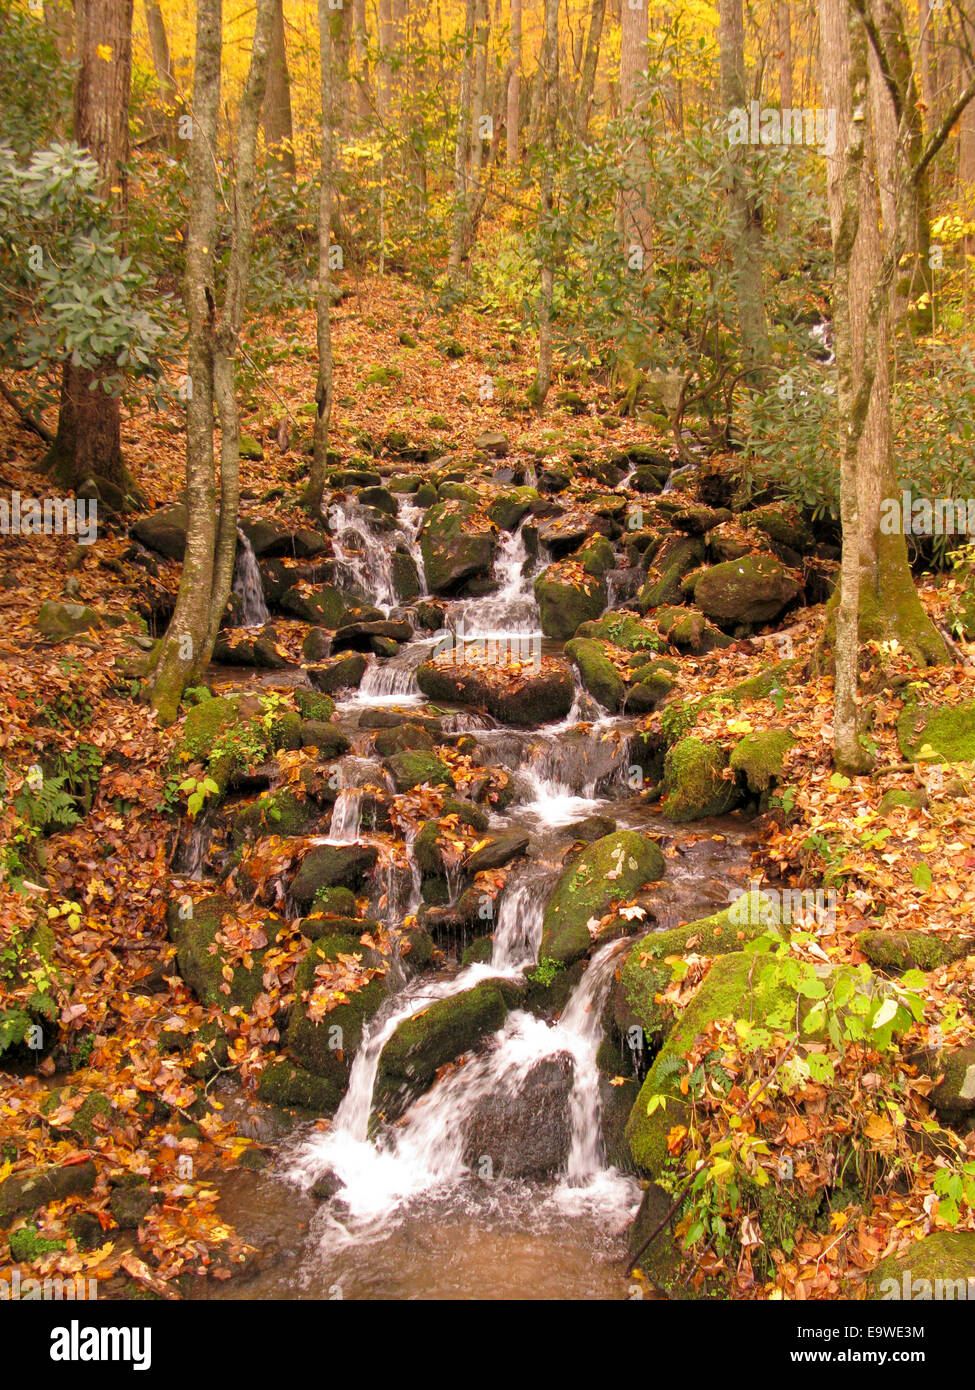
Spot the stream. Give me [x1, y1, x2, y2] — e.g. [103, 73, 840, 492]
[196, 501, 760, 1299]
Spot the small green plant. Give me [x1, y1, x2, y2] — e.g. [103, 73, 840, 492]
[527, 957, 565, 988]
[178, 774, 220, 819]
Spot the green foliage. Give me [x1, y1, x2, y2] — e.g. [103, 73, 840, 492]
[0, 142, 170, 412]
[526, 957, 565, 988]
[0, 3, 72, 157]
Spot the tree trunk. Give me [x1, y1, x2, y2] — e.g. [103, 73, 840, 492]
[719, 0, 769, 374]
[618, 0, 650, 247]
[144, 0, 177, 146]
[262, 0, 296, 174]
[506, 0, 521, 169]
[305, 0, 337, 517]
[531, 0, 560, 407]
[43, 0, 74, 60]
[353, 0, 372, 122]
[470, 0, 490, 180]
[44, 0, 138, 510]
[776, 2, 792, 235]
[147, 0, 275, 725]
[447, 0, 477, 285]
[575, 0, 606, 139]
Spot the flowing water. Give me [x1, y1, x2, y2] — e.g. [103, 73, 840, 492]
[201, 505, 757, 1299]
[233, 530, 270, 628]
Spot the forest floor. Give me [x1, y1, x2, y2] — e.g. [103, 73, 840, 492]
[2, 276, 975, 1299]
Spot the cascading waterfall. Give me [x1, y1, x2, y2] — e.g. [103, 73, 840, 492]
[450, 524, 538, 637]
[288, 871, 638, 1228]
[327, 501, 398, 609]
[232, 530, 269, 628]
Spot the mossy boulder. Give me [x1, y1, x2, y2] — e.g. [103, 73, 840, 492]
[292, 844, 379, 908]
[878, 787, 928, 815]
[257, 1060, 344, 1113]
[170, 894, 265, 1008]
[384, 750, 455, 791]
[626, 951, 792, 1174]
[661, 737, 741, 822]
[565, 637, 625, 711]
[287, 934, 387, 1087]
[0, 1161, 96, 1225]
[897, 699, 975, 764]
[740, 503, 814, 553]
[540, 831, 666, 966]
[637, 536, 705, 611]
[578, 534, 616, 577]
[487, 488, 537, 531]
[372, 722, 435, 756]
[620, 891, 782, 1045]
[391, 550, 421, 602]
[729, 729, 796, 794]
[534, 565, 607, 640]
[373, 981, 510, 1121]
[693, 554, 802, 627]
[864, 1232, 975, 1300]
[37, 601, 101, 642]
[928, 1044, 975, 1118]
[575, 611, 662, 655]
[228, 788, 316, 841]
[299, 721, 352, 757]
[281, 583, 348, 627]
[178, 693, 301, 792]
[857, 928, 966, 974]
[420, 502, 498, 595]
[295, 689, 335, 722]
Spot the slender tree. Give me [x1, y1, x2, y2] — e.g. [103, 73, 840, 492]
[506, 0, 521, 169]
[147, 0, 275, 724]
[144, 0, 177, 145]
[531, 0, 560, 406]
[719, 0, 769, 373]
[304, 0, 338, 517]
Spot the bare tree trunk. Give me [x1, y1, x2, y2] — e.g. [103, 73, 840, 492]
[506, 0, 521, 169]
[144, 0, 177, 145]
[531, 0, 560, 407]
[353, 0, 372, 122]
[305, 0, 337, 517]
[575, 0, 606, 138]
[719, 0, 768, 374]
[447, 0, 476, 284]
[618, 0, 650, 246]
[776, 2, 792, 235]
[45, 0, 138, 510]
[147, 0, 275, 725]
[262, 0, 295, 174]
[334, 0, 353, 136]
[470, 0, 490, 180]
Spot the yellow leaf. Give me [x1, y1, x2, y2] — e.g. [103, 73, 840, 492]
[96, 43, 113, 60]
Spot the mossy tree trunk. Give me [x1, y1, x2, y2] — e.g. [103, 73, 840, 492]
[146, 0, 275, 726]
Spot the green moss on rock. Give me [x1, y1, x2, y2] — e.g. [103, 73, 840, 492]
[729, 729, 796, 793]
[661, 737, 741, 822]
[897, 699, 975, 764]
[540, 831, 666, 966]
[286, 934, 387, 1085]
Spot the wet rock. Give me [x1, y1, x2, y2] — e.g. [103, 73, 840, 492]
[213, 625, 289, 669]
[929, 1045, 975, 1118]
[169, 893, 267, 1008]
[299, 720, 352, 756]
[332, 619, 413, 652]
[385, 750, 455, 791]
[287, 934, 387, 1088]
[692, 554, 802, 628]
[373, 981, 511, 1122]
[306, 652, 368, 694]
[463, 1054, 574, 1178]
[669, 505, 734, 536]
[392, 550, 421, 602]
[415, 655, 574, 726]
[637, 535, 706, 611]
[654, 605, 732, 655]
[0, 1161, 96, 1226]
[565, 637, 625, 711]
[109, 1177, 157, 1230]
[372, 722, 435, 756]
[292, 843, 380, 907]
[487, 488, 537, 531]
[534, 564, 607, 639]
[259, 557, 334, 605]
[569, 814, 617, 843]
[540, 831, 666, 966]
[281, 583, 347, 626]
[463, 829, 530, 873]
[420, 501, 498, 595]
[241, 519, 329, 558]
